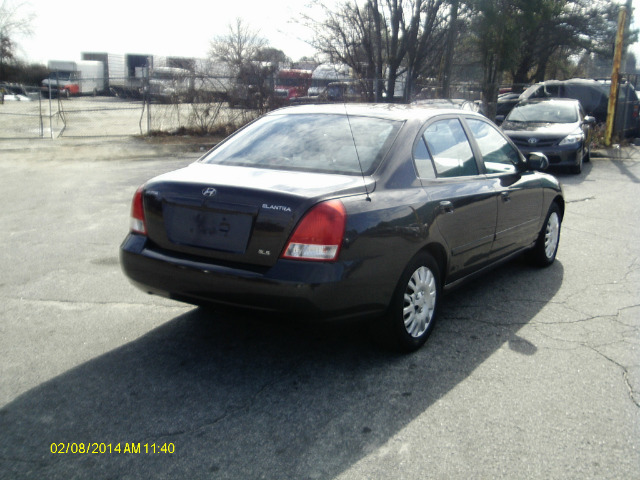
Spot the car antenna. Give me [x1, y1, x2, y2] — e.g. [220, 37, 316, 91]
[337, 66, 371, 202]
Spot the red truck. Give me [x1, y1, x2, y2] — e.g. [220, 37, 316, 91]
[274, 69, 312, 100]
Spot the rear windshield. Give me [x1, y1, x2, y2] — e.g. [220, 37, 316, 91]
[201, 113, 403, 175]
[506, 102, 578, 123]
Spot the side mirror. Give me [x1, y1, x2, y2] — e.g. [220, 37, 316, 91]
[526, 152, 549, 171]
[583, 116, 597, 125]
[495, 115, 505, 125]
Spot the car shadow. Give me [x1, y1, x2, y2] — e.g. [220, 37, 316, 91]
[611, 159, 640, 184]
[546, 159, 593, 185]
[0, 258, 564, 479]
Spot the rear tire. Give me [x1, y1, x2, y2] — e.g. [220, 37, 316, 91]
[376, 252, 441, 352]
[527, 203, 561, 267]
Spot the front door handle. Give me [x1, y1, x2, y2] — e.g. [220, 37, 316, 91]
[440, 201, 454, 214]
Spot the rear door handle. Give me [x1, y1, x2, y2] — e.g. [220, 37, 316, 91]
[501, 192, 511, 202]
[440, 201, 454, 214]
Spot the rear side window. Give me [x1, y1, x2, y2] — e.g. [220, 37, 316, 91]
[423, 119, 478, 177]
[522, 84, 560, 99]
[617, 84, 639, 102]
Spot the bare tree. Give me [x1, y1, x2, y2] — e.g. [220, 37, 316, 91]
[209, 18, 279, 111]
[441, 0, 459, 98]
[0, 0, 35, 79]
[304, 0, 448, 102]
[209, 18, 268, 74]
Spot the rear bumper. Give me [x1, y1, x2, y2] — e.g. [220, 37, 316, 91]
[120, 234, 387, 321]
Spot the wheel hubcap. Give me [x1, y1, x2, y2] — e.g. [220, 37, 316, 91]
[544, 212, 560, 259]
[403, 266, 437, 338]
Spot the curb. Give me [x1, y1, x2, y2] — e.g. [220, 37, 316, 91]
[0, 137, 216, 161]
[592, 144, 640, 160]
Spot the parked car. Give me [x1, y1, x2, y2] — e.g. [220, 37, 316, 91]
[501, 98, 595, 174]
[520, 78, 640, 138]
[321, 81, 365, 102]
[413, 98, 483, 113]
[603, 81, 640, 139]
[0, 83, 35, 102]
[495, 93, 522, 124]
[120, 104, 564, 352]
[520, 79, 608, 122]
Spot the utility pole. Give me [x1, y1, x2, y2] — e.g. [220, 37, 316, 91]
[605, 7, 627, 147]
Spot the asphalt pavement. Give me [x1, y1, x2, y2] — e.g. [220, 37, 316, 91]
[0, 137, 638, 479]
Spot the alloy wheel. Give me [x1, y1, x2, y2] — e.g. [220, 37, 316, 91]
[545, 212, 560, 259]
[403, 266, 437, 338]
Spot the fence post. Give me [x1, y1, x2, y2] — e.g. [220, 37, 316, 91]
[48, 72, 55, 139]
[146, 70, 151, 135]
[38, 92, 43, 137]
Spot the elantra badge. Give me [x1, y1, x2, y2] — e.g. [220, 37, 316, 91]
[262, 203, 292, 212]
[202, 187, 217, 197]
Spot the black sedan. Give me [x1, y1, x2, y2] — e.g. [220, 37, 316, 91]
[501, 98, 596, 174]
[121, 104, 564, 352]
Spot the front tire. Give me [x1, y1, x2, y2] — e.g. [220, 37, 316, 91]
[583, 142, 591, 163]
[377, 252, 441, 352]
[527, 203, 561, 267]
[570, 150, 583, 174]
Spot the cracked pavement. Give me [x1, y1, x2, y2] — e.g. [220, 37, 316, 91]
[0, 139, 638, 479]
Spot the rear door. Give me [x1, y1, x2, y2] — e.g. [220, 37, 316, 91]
[417, 117, 497, 282]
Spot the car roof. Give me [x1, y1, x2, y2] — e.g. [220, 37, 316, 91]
[537, 78, 602, 86]
[517, 98, 581, 107]
[267, 103, 484, 122]
[529, 78, 609, 94]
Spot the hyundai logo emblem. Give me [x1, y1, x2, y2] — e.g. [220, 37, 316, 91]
[202, 187, 217, 197]
[528, 138, 539, 145]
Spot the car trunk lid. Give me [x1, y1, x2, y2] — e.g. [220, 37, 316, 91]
[142, 163, 372, 267]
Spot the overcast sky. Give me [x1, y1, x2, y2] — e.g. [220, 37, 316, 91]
[16, 0, 334, 65]
[13, 0, 640, 66]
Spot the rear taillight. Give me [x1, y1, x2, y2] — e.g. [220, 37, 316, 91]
[282, 200, 346, 262]
[130, 186, 146, 235]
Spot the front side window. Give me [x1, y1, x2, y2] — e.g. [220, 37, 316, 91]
[467, 119, 520, 174]
[423, 119, 478, 177]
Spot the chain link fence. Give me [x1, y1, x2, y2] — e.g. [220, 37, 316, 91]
[0, 95, 145, 139]
[1, 75, 638, 140]
[0, 79, 263, 139]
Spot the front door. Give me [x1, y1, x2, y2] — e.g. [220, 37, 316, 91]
[465, 118, 543, 259]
